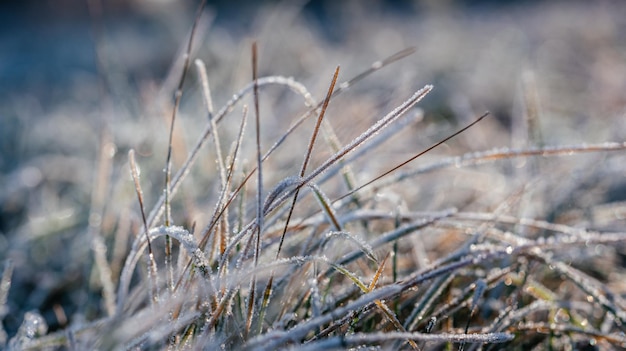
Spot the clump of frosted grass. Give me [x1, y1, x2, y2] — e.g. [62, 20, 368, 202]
[3, 2, 626, 350]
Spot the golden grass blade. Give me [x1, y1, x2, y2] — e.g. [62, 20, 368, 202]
[128, 150, 159, 307]
[88, 131, 116, 316]
[336, 112, 489, 202]
[245, 41, 263, 338]
[256, 67, 339, 334]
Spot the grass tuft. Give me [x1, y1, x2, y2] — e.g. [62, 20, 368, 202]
[3, 2, 626, 351]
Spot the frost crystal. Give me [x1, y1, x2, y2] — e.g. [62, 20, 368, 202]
[8, 311, 48, 350]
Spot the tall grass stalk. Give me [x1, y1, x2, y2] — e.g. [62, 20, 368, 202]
[4, 3, 626, 350]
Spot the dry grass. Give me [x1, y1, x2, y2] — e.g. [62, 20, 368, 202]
[2, 1, 626, 350]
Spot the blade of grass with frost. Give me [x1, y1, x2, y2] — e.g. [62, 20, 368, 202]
[87, 130, 116, 316]
[246, 250, 504, 349]
[334, 208, 454, 224]
[17, 319, 109, 350]
[127, 149, 158, 311]
[145, 310, 201, 348]
[450, 211, 599, 238]
[257, 67, 339, 331]
[163, 0, 206, 227]
[336, 47, 416, 91]
[459, 279, 487, 351]
[262, 85, 433, 218]
[277, 208, 449, 234]
[105, 292, 203, 349]
[263, 48, 416, 161]
[407, 269, 507, 334]
[274, 254, 324, 318]
[521, 69, 543, 148]
[302, 85, 432, 184]
[458, 238, 623, 336]
[159, 0, 205, 299]
[212, 255, 375, 308]
[195, 61, 227, 215]
[170, 97, 249, 317]
[244, 42, 263, 338]
[198, 51, 408, 244]
[277, 261, 317, 319]
[377, 142, 626, 192]
[424, 183, 530, 276]
[264, 66, 339, 282]
[171, 105, 249, 296]
[531, 251, 626, 325]
[144, 52, 418, 279]
[366, 252, 420, 350]
[462, 230, 626, 267]
[179, 77, 317, 269]
[234, 253, 501, 346]
[320, 117, 365, 211]
[328, 108, 421, 172]
[191, 78, 313, 241]
[308, 182, 342, 232]
[321, 231, 376, 263]
[206, 256, 322, 338]
[483, 303, 516, 336]
[145, 48, 417, 229]
[253, 68, 340, 334]
[308, 277, 322, 320]
[218, 219, 257, 278]
[257, 48, 413, 210]
[291, 331, 513, 351]
[264, 182, 365, 329]
[404, 274, 455, 331]
[116, 225, 214, 317]
[316, 210, 456, 280]
[147, 75, 315, 229]
[111, 210, 131, 287]
[218, 105, 248, 257]
[335, 111, 489, 203]
[276, 66, 339, 257]
[524, 278, 560, 305]
[253, 50, 413, 164]
[195, 58, 231, 261]
[195, 59, 215, 121]
[0, 259, 12, 306]
[320, 109, 424, 209]
[514, 323, 626, 346]
[0, 259, 13, 346]
[449, 216, 626, 255]
[495, 301, 608, 341]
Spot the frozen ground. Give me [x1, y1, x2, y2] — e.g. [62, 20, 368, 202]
[1, 1, 626, 349]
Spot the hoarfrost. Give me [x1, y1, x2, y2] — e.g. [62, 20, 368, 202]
[8, 311, 48, 350]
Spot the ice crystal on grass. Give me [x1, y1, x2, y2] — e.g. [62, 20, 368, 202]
[8, 311, 47, 350]
[4, 1, 626, 350]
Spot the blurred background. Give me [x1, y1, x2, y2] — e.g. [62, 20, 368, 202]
[2, 0, 626, 341]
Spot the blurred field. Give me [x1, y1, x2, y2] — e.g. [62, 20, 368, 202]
[2, 0, 626, 349]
